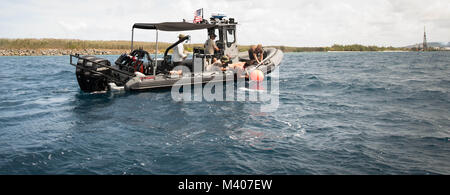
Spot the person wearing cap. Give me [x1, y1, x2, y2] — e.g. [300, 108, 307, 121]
[204, 33, 219, 55]
[220, 55, 247, 77]
[206, 56, 231, 72]
[220, 55, 230, 67]
[173, 34, 188, 66]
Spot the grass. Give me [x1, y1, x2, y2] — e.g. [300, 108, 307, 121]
[0, 38, 167, 50]
[0, 38, 411, 52]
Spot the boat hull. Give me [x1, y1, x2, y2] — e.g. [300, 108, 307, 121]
[124, 48, 283, 91]
[72, 48, 283, 92]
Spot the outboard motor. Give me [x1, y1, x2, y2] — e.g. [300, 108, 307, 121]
[75, 56, 112, 92]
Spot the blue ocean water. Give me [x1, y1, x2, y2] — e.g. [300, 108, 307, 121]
[0, 52, 449, 175]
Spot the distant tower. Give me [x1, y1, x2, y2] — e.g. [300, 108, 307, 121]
[423, 26, 428, 51]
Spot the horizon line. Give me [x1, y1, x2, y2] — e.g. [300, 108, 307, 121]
[0, 37, 433, 48]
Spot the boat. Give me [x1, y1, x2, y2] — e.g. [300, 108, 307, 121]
[69, 15, 284, 92]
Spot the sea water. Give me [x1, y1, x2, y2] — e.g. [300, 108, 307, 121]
[0, 52, 449, 174]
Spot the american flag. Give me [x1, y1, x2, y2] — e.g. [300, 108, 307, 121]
[193, 9, 203, 23]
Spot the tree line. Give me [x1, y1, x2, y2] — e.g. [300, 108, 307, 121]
[1, 38, 411, 52]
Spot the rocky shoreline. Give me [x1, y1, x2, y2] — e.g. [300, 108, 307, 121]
[0, 49, 132, 56]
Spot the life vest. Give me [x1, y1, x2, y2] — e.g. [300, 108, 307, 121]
[133, 61, 144, 73]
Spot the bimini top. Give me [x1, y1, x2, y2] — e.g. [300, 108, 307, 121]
[133, 22, 216, 31]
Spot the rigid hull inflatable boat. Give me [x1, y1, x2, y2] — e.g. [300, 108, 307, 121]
[69, 16, 284, 92]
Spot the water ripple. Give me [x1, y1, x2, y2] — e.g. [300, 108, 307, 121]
[0, 53, 449, 174]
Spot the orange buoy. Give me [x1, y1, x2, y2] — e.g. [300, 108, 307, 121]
[250, 69, 264, 82]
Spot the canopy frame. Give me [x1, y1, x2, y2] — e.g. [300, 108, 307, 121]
[130, 22, 216, 76]
[132, 22, 215, 31]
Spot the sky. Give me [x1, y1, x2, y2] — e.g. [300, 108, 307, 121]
[0, 0, 449, 47]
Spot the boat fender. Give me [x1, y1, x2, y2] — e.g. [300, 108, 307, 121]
[250, 69, 264, 82]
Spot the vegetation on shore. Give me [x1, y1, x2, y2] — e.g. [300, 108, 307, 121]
[0, 38, 169, 50]
[253, 44, 408, 52]
[0, 38, 427, 56]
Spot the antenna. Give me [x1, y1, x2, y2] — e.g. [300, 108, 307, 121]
[423, 26, 427, 51]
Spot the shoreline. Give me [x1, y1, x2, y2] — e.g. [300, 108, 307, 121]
[1, 48, 445, 56]
[2, 39, 448, 55]
[0, 48, 414, 56]
[327, 50, 411, 53]
[0, 49, 131, 56]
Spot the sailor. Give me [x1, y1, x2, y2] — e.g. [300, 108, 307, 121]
[255, 44, 265, 64]
[220, 55, 249, 78]
[204, 33, 220, 55]
[248, 45, 258, 65]
[205, 57, 223, 71]
[173, 34, 188, 66]
[222, 55, 234, 69]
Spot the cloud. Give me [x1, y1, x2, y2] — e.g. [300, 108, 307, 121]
[0, 0, 449, 47]
[58, 21, 88, 32]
